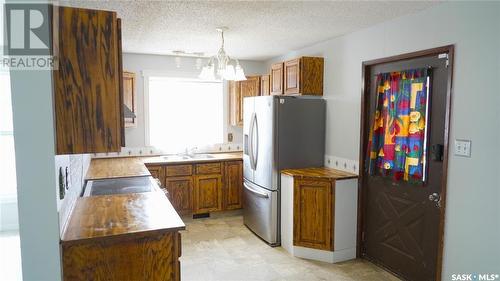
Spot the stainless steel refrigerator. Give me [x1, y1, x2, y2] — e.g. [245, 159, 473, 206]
[243, 95, 325, 246]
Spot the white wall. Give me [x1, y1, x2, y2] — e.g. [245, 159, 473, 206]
[122, 53, 267, 147]
[266, 2, 500, 278]
[10, 70, 61, 281]
[55, 154, 91, 235]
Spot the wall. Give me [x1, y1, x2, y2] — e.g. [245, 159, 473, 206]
[10, 66, 62, 281]
[55, 154, 91, 235]
[266, 1, 500, 278]
[122, 53, 267, 148]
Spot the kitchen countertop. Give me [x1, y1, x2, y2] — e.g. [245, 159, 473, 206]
[142, 152, 243, 165]
[85, 152, 243, 180]
[281, 167, 358, 180]
[86, 157, 151, 180]
[61, 191, 185, 244]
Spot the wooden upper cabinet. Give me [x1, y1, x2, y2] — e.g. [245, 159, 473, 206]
[223, 161, 243, 210]
[270, 62, 284, 95]
[260, 74, 270, 96]
[229, 76, 260, 127]
[53, 6, 124, 154]
[284, 59, 300, 94]
[293, 178, 333, 251]
[284, 57, 324, 96]
[123, 71, 137, 128]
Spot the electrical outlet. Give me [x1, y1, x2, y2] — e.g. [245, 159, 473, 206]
[454, 139, 471, 157]
[228, 133, 233, 142]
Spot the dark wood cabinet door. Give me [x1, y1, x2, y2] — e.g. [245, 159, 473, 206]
[229, 76, 260, 127]
[270, 62, 284, 95]
[194, 175, 222, 213]
[284, 58, 300, 95]
[53, 6, 123, 154]
[260, 75, 270, 96]
[238, 76, 260, 125]
[293, 178, 333, 251]
[166, 176, 193, 215]
[228, 80, 241, 126]
[123, 71, 137, 128]
[224, 161, 243, 210]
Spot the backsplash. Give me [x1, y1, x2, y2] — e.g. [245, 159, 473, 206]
[55, 154, 91, 236]
[324, 155, 359, 174]
[93, 144, 243, 158]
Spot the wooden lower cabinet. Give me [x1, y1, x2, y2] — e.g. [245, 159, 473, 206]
[62, 231, 182, 281]
[224, 161, 243, 210]
[148, 160, 243, 215]
[166, 177, 193, 215]
[146, 165, 165, 187]
[194, 174, 223, 213]
[293, 178, 333, 251]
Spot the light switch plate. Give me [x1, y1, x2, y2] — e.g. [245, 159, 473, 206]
[454, 139, 471, 157]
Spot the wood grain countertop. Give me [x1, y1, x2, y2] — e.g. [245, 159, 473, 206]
[86, 157, 151, 180]
[281, 167, 358, 180]
[62, 192, 185, 244]
[142, 152, 243, 165]
[85, 153, 243, 180]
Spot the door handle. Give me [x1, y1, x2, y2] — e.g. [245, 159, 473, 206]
[244, 182, 269, 198]
[253, 114, 259, 170]
[248, 113, 255, 169]
[428, 192, 441, 208]
[249, 113, 258, 170]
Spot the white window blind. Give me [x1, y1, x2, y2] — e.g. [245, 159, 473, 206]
[148, 77, 223, 153]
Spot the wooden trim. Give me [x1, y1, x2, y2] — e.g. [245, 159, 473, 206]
[357, 45, 454, 281]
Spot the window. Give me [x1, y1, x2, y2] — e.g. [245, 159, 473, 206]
[147, 77, 223, 153]
[0, 72, 17, 198]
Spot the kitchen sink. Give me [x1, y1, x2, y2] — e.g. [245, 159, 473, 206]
[189, 154, 215, 159]
[162, 155, 190, 160]
[161, 154, 215, 160]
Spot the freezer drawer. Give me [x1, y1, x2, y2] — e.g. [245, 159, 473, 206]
[242, 180, 279, 245]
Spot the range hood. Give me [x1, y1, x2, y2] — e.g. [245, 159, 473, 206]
[123, 104, 136, 118]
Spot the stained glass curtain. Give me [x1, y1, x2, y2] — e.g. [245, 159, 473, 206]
[367, 68, 431, 182]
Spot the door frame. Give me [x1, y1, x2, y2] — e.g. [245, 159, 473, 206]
[357, 45, 454, 281]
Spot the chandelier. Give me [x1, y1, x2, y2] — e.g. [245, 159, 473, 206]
[199, 27, 246, 81]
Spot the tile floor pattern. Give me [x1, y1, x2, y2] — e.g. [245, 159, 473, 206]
[0, 213, 399, 281]
[180, 212, 400, 281]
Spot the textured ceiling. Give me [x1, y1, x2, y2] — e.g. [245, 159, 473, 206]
[58, 1, 440, 61]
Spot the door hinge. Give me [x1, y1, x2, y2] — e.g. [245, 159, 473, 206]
[438, 53, 449, 68]
[361, 231, 366, 242]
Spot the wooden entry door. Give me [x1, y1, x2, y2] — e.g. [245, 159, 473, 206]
[360, 47, 453, 281]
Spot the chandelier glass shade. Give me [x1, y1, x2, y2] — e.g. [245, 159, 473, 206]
[199, 28, 246, 81]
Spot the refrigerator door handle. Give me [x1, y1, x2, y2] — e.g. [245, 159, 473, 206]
[248, 112, 255, 170]
[253, 114, 259, 170]
[243, 182, 269, 198]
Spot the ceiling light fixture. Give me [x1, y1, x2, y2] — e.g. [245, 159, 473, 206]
[199, 27, 246, 81]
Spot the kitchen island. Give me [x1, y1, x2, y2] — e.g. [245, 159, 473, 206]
[61, 156, 187, 281]
[61, 192, 184, 281]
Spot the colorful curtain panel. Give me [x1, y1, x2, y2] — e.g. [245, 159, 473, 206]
[368, 68, 431, 182]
